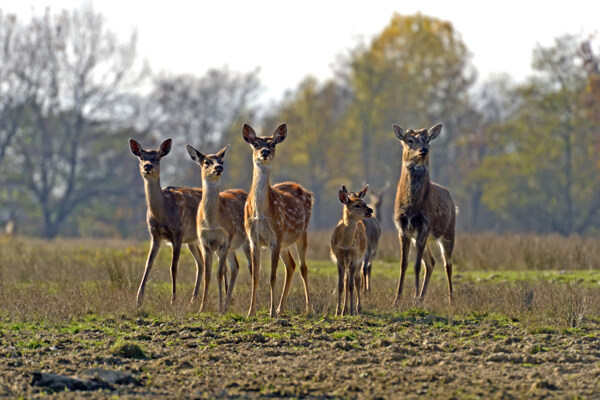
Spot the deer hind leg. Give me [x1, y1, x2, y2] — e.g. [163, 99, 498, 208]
[276, 248, 296, 317]
[342, 269, 350, 316]
[418, 244, 436, 300]
[170, 239, 183, 305]
[242, 242, 252, 277]
[347, 261, 357, 315]
[137, 237, 161, 307]
[247, 242, 261, 318]
[295, 230, 311, 313]
[353, 260, 362, 314]
[269, 242, 282, 318]
[187, 242, 204, 305]
[224, 251, 240, 312]
[335, 261, 344, 316]
[199, 247, 213, 312]
[216, 245, 230, 313]
[394, 235, 411, 306]
[361, 250, 370, 293]
[439, 231, 455, 303]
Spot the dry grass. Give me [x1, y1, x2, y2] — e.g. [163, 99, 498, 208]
[0, 234, 599, 330]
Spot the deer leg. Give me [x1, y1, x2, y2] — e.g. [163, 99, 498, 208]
[247, 242, 261, 318]
[242, 243, 252, 277]
[342, 269, 350, 316]
[269, 242, 281, 318]
[394, 235, 411, 306]
[199, 247, 213, 312]
[136, 237, 161, 307]
[216, 246, 229, 313]
[440, 233, 455, 303]
[419, 245, 436, 300]
[169, 239, 183, 305]
[361, 251, 370, 293]
[224, 251, 239, 312]
[413, 232, 428, 301]
[336, 261, 344, 316]
[296, 231, 311, 314]
[276, 249, 296, 316]
[187, 242, 204, 305]
[355, 260, 363, 314]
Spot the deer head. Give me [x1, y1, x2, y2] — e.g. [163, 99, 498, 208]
[393, 124, 442, 166]
[242, 123, 287, 167]
[186, 144, 229, 183]
[339, 185, 373, 222]
[129, 138, 172, 179]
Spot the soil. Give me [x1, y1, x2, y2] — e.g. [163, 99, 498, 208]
[1, 313, 599, 399]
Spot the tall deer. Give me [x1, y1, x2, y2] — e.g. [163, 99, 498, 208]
[129, 138, 204, 307]
[331, 185, 373, 315]
[392, 124, 456, 305]
[186, 144, 251, 313]
[242, 123, 313, 317]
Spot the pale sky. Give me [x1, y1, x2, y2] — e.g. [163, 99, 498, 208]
[3, 0, 599, 101]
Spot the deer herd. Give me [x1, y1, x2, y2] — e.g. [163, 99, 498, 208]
[129, 122, 456, 317]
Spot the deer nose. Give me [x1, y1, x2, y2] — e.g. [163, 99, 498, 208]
[143, 164, 153, 172]
[260, 149, 270, 158]
[215, 165, 223, 173]
[419, 147, 428, 155]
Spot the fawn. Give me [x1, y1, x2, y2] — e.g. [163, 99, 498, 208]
[361, 183, 387, 292]
[129, 138, 204, 306]
[242, 123, 313, 317]
[331, 185, 373, 315]
[392, 124, 456, 305]
[186, 144, 251, 313]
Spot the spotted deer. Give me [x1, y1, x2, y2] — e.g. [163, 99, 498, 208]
[392, 124, 456, 305]
[331, 185, 373, 315]
[242, 123, 313, 317]
[186, 144, 251, 313]
[129, 138, 204, 307]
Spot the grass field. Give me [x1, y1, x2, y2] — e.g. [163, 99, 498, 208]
[1, 233, 599, 398]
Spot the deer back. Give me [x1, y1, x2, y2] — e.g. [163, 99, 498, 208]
[150, 186, 202, 243]
[268, 182, 313, 244]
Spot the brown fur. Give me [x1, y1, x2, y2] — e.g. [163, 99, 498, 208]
[187, 144, 251, 313]
[129, 138, 204, 307]
[392, 124, 456, 305]
[242, 123, 313, 317]
[331, 185, 373, 315]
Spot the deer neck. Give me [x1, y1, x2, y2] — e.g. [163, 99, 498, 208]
[338, 213, 360, 249]
[399, 161, 430, 207]
[200, 178, 221, 227]
[249, 164, 271, 219]
[143, 176, 168, 222]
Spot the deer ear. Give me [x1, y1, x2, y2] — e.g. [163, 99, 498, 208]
[242, 124, 257, 144]
[216, 144, 229, 159]
[357, 185, 369, 198]
[186, 144, 205, 164]
[339, 190, 349, 204]
[393, 125, 406, 142]
[428, 124, 443, 142]
[158, 138, 172, 157]
[341, 185, 349, 194]
[272, 123, 287, 145]
[129, 138, 143, 157]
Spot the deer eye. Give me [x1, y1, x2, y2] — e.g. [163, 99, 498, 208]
[252, 143, 259, 148]
[354, 204, 361, 208]
[204, 161, 210, 166]
[407, 139, 414, 145]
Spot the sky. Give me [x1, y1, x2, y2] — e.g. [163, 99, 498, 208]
[2, 0, 599, 101]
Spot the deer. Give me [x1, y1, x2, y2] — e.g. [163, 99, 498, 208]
[129, 138, 204, 307]
[186, 143, 251, 313]
[331, 185, 373, 315]
[392, 123, 456, 306]
[242, 123, 313, 318]
[360, 182, 388, 292]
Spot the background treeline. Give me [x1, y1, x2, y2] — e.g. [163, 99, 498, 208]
[1, 7, 600, 239]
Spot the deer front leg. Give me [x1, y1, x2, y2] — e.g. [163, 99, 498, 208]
[170, 239, 183, 305]
[354, 259, 362, 314]
[394, 234, 411, 306]
[342, 270, 350, 316]
[199, 247, 213, 312]
[187, 242, 204, 305]
[137, 237, 161, 307]
[413, 231, 428, 301]
[216, 245, 230, 313]
[269, 242, 282, 318]
[348, 260, 356, 315]
[418, 245, 435, 300]
[247, 242, 261, 318]
[336, 260, 344, 316]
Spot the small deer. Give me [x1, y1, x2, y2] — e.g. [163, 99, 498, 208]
[186, 144, 251, 313]
[242, 123, 313, 317]
[368, 181, 390, 221]
[331, 185, 373, 315]
[129, 138, 204, 307]
[360, 182, 387, 292]
[392, 124, 456, 305]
